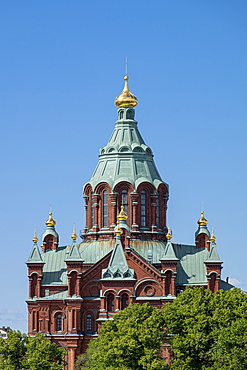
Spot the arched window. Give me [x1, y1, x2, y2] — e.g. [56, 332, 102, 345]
[91, 195, 94, 228]
[141, 190, 146, 227]
[107, 293, 114, 312]
[156, 194, 160, 227]
[165, 271, 172, 296]
[121, 294, 129, 310]
[56, 314, 62, 331]
[121, 190, 128, 214]
[103, 190, 108, 227]
[31, 273, 38, 298]
[210, 273, 217, 293]
[86, 314, 92, 332]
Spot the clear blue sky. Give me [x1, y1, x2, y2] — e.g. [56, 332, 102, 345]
[1, 1, 247, 333]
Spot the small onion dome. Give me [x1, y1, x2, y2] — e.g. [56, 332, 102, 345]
[166, 226, 172, 240]
[71, 226, 78, 240]
[32, 228, 39, 243]
[210, 229, 217, 243]
[114, 76, 138, 107]
[114, 222, 123, 236]
[197, 211, 208, 226]
[117, 205, 128, 221]
[45, 211, 56, 226]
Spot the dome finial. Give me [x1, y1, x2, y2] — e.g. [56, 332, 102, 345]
[166, 224, 172, 240]
[197, 211, 208, 226]
[32, 225, 39, 243]
[45, 210, 56, 226]
[210, 228, 217, 245]
[114, 221, 123, 236]
[71, 223, 78, 240]
[117, 205, 128, 221]
[114, 75, 138, 108]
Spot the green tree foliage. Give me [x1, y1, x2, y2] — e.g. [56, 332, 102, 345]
[0, 331, 66, 370]
[23, 333, 66, 370]
[163, 287, 247, 370]
[76, 303, 168, 370]
[0, 331, 26, 370]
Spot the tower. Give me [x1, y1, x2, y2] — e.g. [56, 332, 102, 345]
[26, 75, 233, 370]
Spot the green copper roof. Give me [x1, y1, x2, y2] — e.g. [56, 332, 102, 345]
[27, 242, 44, 264]
[161, 240, 179, 261]
[195, 224, 210, 238]
[87, 108, 168, 191]
[65, 242, 83, 262]
[102, 235, 135, 280]
[205, 245, 223, 263]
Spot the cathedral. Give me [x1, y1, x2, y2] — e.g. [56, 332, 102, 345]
[26, 75, 233, 370]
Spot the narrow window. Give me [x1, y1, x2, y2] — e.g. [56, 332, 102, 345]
[107, 294, 114, 312]
[103, 190, 108, 227]
[56, 314, 62, 331]
[141, 190, 146, 227]
[165, 271, 172, 296]
[86, 314, 92, 332]
[121, 294, 129, 310]
[121, 190, 128, 214]
[91, 195, 94, 228]
[156, 194, 160, 227]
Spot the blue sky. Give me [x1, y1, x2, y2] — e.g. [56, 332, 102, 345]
[0, 1, 247, 333]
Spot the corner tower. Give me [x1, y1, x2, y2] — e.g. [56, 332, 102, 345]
[83, 76, 169, 241]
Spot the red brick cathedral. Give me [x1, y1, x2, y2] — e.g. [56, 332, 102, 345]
[26, 76, 233, 370]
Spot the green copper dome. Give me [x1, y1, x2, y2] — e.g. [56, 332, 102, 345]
[88, 107, 168, 191]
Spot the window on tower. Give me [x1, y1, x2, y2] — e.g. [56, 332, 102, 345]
[156, 193, 160, 227]
[103, 190, 108, 227]
[121, 190, 128, 214]
[86, 314, 93, 332]
[56, 314, 62, 331]
[91, 196, 94, 228]
[141, 190, 146, 227]
[107, 293, 114, 312]
[121, 293, 129, 310]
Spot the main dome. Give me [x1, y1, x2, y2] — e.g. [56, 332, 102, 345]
[114, 76, 138, 107]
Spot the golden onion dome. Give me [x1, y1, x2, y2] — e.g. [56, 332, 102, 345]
[114, 76, 138, 107]
[210, 229, 217, 243]
[166, 226, 172, 240]
[32, 227, 39, 243]
[114, 222, 123, 236]
[45, 212, 56, 227]
[197, 211, 208, 226]
[117, 205, 128, 221]
[71, 225, 78, 240]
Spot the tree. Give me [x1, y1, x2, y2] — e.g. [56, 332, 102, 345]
[76, 303, 168, 370]
[0, 331, 66, 370]
[23, 333, 66, 370]
[163, 287, 247, 370]
[0, 330, 26, 370]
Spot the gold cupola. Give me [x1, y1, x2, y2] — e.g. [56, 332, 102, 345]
[197, 211, 208, 226]
[71, 225, 78, 240]
[45, 212, 56, 227]
[32, 226, 39, 243]
[210, 229, 217, 243]
[166, 226, 172, 240]
[117, 205, 128, 221]
[114, 76, 138, 107]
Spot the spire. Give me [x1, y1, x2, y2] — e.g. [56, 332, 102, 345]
[114, 76, 138, 107]
[27, 230, 44, 264]
[102, 227, 135, 280]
